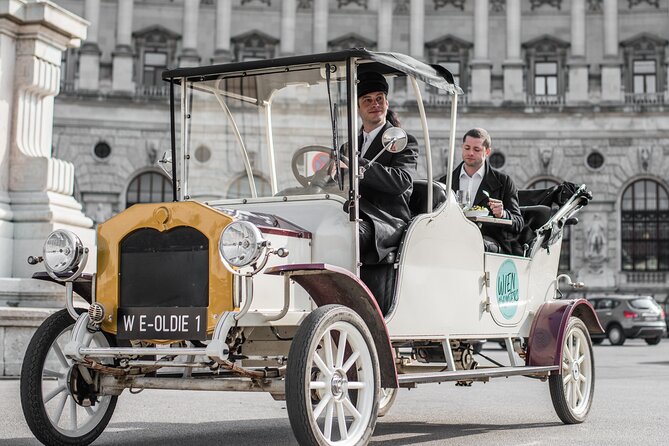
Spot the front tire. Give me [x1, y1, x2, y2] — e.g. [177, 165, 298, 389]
[549, 317, 595, 424]
[20, 309, 117, 446]
[286, 305, 380, 445]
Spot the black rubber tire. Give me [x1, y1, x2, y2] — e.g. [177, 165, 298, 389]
[20, 309, 117, 446]
[286, 305, 380, 446]
[645, 336, 662, 345]
[549, 317, 595, 424]
[607, 324, 626, 346]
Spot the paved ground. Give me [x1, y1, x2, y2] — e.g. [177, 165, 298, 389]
[2, 338, 668, 445]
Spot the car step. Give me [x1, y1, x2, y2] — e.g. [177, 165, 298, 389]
[397, 365, 558, 386]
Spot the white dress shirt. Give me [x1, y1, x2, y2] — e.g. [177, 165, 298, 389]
[459, 162, 485, 208]
[360, 123, 385, 158]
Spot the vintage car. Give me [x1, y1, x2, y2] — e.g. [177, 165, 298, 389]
[21, 49, 600, 446]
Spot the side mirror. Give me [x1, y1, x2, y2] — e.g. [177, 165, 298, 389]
[381, 127, 408, 154]
[158, 151, 173, 179]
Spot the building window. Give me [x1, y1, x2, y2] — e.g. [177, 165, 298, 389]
[488, 152, 505, 169]
[126, 171, 173, 208]
[425, 35, 472, 93]
[227, 174, 271, 199]
[633, 60, 656, 94]
[534, 61, 558, 96]
[133, 25, 180, 90]
[621, 33, 667, 101]
[93, 142, 112, 160]
[621, 179, 669, 271]
[231, 30, 279, 62]
[586, 151, 604, 170]
[528, 178, 571, 272]
[522, 35, 569, 104]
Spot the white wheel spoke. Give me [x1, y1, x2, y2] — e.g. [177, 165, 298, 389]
[335, 331, 348, 369]
[575, 353, 585, 366]
[574, 336, 581, 359]
[69, 396, 78, 430]
[579, 373, 588, 384]
[85, 406, 95, 416]
[336, 401, 348, 441]
[309, 381, 327, 390]
[312, 393, 332, 419]
[43, 384, 67, 404]
[562, 373, 572, 386]
[323, 330, 335, 369]
[575, 381, 584, 403]
[563, 341, 574, 363]
[341, 351, 360, 373]
[565, 381, 572, 406]
[43, 368, 63, 379]
[561, 360, 570, 373]
[347, 381, 366, 390]
[570, 377, 578, 407]
[52, 342, 70, 369]
[342, 395, 362, 420]
[313, 353, 331, 377]
[324, 399, 334, 441]
[51, 392, 68, 425]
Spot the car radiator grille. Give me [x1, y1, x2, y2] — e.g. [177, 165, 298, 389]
[119, 227, 209, 308]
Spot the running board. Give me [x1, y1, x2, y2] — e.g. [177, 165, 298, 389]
[397, 365, 558, 386]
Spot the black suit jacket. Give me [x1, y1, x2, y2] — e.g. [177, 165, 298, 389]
[358, 122, 418, 262]
[439, 162, 524, 255]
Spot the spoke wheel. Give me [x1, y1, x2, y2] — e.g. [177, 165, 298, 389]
[21, 309, 117, 445]
[376, 387, 398, 418]
[549, 317, 595, 424]
[286, 305, 380, 446]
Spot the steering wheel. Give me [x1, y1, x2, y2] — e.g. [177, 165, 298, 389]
[291, 145, 338, 189]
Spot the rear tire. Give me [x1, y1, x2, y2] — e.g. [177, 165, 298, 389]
[645, 336, 662, 345]
[549, 317, 595, 424]
[286, 305, 380, 446]
[607, 325, 625, 346]
[20, 309, 117, 446]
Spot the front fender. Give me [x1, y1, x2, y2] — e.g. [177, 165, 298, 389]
[32, 272, 93, 304]
[526, 298, 603, 367]
[265, 263, 397, 389]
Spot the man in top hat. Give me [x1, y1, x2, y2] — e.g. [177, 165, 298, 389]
[355, 71, 419, 267]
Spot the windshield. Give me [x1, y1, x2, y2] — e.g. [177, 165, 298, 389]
[180, 64, 349, 202]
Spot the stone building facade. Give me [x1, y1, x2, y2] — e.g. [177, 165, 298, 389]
[51, 0, 669, 301]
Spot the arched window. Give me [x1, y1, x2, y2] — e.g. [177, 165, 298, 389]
[528, 179, 570, 272]
[126, 171, 173, 208]
[621, 179, 669, 271]
[227, 174, 271, 199]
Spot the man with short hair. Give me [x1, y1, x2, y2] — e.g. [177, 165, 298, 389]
[355, 71, 418, 265]
[439, 128, 523, 254]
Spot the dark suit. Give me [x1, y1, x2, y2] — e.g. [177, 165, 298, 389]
[358, 122, 418, 263]
[439, 162, 524, 255]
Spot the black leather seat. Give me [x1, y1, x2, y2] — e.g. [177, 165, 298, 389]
[409, 179, 448, 217]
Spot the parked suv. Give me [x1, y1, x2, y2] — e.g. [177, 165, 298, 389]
[588, 295, 666, 345]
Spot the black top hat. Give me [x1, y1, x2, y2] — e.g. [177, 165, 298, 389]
[357, 72, 389, 98]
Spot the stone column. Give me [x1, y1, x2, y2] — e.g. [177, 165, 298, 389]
[601, 0, 622, 102]
[470, 0, 491, 103]
[78, 0, 101, 91]
[179, 0, 201, 66]
[280, 0, 296, 56]
[377, 0, 393, 52]
[409, 0, 424, 59]
[313, 0, 328, 53]
[214, 0, 232, 63]
[567, 0, 588, 103]
[112, 0, 135, 93]
[503, 0, 524, 102]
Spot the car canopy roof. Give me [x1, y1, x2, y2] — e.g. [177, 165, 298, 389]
[162, 48, 463, 95]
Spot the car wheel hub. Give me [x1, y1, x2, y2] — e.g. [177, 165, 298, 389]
[330, 370, 348, 400]
[571, 362, 580, 381]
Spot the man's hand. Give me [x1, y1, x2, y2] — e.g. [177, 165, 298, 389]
[488, 197, 505, 218]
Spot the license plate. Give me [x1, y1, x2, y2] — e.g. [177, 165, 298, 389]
[117, 307, 207, 340]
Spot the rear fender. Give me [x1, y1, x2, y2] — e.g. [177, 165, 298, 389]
[526, 299, 603, 367]
[265, 263, 397, 388]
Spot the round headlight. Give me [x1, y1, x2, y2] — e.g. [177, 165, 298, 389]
[43, 230, 84, 274]
[219, 221, 267, 268]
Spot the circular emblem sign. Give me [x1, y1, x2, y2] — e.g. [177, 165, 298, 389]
[496, 259, 519, 319]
